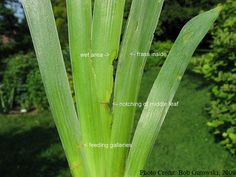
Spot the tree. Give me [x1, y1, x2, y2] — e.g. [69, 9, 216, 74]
[156, 0, 224, 40]
[0, 0, 32, 83]
[0, 0, 31, 57]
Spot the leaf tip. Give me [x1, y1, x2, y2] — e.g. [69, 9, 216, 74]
[214, 4, 223, 13]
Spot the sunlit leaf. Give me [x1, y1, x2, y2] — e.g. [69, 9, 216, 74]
[124, 6, 222, 177]
[21, 0, 89, 176]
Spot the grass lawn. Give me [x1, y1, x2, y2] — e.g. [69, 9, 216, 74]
[0, 112, 70, 177]
[139, 67, 236, 176]
[0, 66, 236, 177]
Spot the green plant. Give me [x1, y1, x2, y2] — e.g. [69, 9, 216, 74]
[192, 0, 236, 155]
[21, 0, 220, 176]
[27, 69, 48, 111]
[0, 53, 48, 112]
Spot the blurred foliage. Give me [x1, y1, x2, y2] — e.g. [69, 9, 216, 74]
[192, 0, 236, 155]
[0, 0, 31, 55]
[144, 40, 173, 71]
[51, 0, 68, 45]
[0, 0, 222, 50]
[0, 0, 32, 84]
[26, 69, 48, 111]
[0, 48, 73, 113]
[156, 0, 223, 40]
[0, 53, 48, 113]
[0, 0, 18, 39]
[0, 0, 19, 79]
[0, 0, 71, 113]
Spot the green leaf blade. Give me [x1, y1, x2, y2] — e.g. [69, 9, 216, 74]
[124, 6, 222, 177]
[21, 0, 88, 176]
[92, 0, 126, 103]
[91, 1, 126, 148]
[91, 1, 126, 176]
[110, 0, 164, 176]
[66, 0, 102, 177]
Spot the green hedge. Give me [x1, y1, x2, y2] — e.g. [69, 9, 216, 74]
[192, 0, 236, 155]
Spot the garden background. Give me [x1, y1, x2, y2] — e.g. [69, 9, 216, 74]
[0, 0, 235, 176]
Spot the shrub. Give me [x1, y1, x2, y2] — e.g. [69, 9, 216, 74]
[26, 69, 48, 111]
[0, 47, 73, 113]
[192, 0, 236, 155]
[0, 53, 48, 113]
